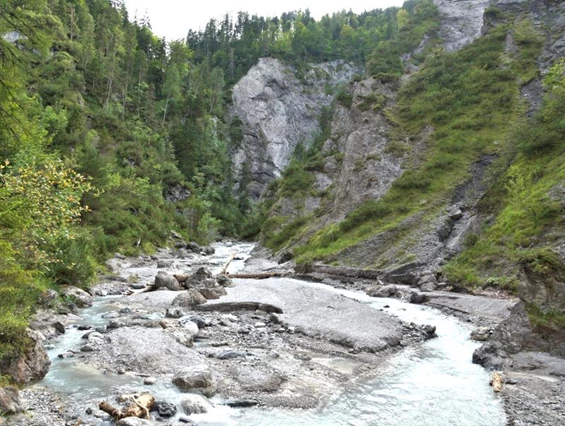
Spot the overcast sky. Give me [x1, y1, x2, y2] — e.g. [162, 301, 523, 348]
[124, 0, 405, 41]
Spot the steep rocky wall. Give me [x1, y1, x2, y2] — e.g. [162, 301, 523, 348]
[433, 0, 491, 51]
[231, 58, 360, 200]
[265, 77, 403, 229]
[325, 79, 403, 221]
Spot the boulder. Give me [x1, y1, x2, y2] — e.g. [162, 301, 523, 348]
[187, 242, 201, 253]
[152, 401, 177, 418]
[154, 271, 181, 291]
[156, 260, 173, 268]
[0, 387, 23, 414]
[216, 275, 234, 288]
[366, 284, 397, 298]
[181, 393, 213, 415]
[0, 329, 50, 384]
[409, 292, 428, 304]
[199, 287, 227, 300]
[178, 318, 199, 334]
[174, 274, 190, 283]
[217, 350, 246, 360]
[185, 267, 216, 289]
[60, 286, 93, 308]
[173, 365, 217, 397]
[420, 282, 436, 292]
[165, 307, 187, 318]
[417, 274, 437, 288]
[202, 246, 215, 255]
[172, 290, 207, 307]
[169, 329, 195, 348]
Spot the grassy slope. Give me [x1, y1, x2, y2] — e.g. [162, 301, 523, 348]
[290, 21, 538, 264]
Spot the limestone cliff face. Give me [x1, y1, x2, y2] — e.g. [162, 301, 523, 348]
[325, 79, 403, 221]
[264, 77, 404, 231]
[231, 58, 359, 200]
[433, 0, 491, 51]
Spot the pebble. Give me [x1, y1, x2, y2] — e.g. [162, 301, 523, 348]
[144, 377, 157, 385]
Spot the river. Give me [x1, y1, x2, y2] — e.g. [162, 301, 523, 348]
[39, 242, 506, 425]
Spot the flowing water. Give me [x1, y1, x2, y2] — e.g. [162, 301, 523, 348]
[39, 243, 506, 425]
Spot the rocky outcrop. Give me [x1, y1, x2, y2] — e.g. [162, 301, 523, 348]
[433, 0, 491, 51]
[0, 329, 50, 384]
[473, 303, 565, 368]
[172, 365, 217, 397]
[325, 78, 403, 220]
[231, 58, 360, 199]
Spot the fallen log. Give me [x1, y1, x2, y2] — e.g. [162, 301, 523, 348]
[99, 392, 155, 420]
[194, 301, 283, 314]
[99, 401, 124, 419]
[295, 264, 381, 280]
[490, 371, 503, 392]
[219, 272, 288, 279]
[219, 253, 235, 275]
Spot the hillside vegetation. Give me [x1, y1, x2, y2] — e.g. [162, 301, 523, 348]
[260, 2, 565, 328]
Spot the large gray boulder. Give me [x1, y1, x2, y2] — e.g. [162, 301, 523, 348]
[185, 267, 216, 289]
[173, 365, 217, 397]
[0, 329, 50, 384]
[0, 387, 23, 414]
[172, 289, 207, 307]
[154, 271, 181, 291]
[60, 286, 93, 308]
[366, 284, 398, 298]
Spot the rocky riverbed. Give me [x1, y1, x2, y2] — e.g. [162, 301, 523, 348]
[1, 242, 561, 425]
[2, 242, 434, 426]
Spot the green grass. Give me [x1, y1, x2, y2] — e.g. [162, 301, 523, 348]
[527, 304, 565, 330]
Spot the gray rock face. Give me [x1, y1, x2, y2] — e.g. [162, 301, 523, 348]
[0, 387, 24, 414]
[326, 78, 402, 220]
[154, 271, 181, 291]
[473, 302, 565, 368]
[232, 58, 360, 199]
[0, 329, 50, 384]
[433, 0, 491, 52]
[173, 365, 217, 397]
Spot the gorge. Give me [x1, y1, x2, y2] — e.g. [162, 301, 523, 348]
[1, 0, 565, 425]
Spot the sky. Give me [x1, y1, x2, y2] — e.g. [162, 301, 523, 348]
[124, 0, 405, 41]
